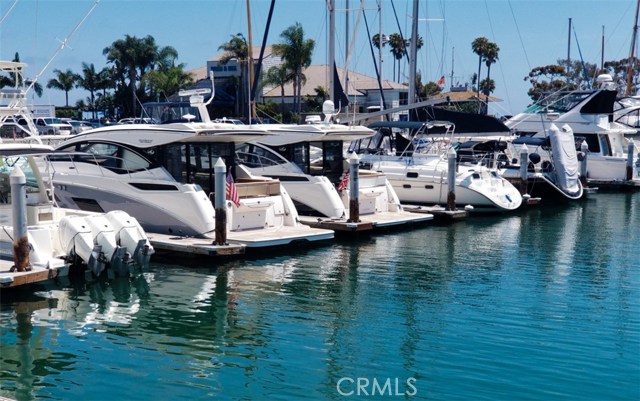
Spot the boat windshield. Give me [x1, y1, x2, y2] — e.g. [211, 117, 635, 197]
[529, 91, 593, 113]
[141, 102, 202, 124]
[0, 156, 44, 202]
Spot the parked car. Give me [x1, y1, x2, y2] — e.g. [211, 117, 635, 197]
[30, 117, 73, 136]
[214, 117, 244, 125]
[68, 120, 94, 135]
[118, 117, 154, 124]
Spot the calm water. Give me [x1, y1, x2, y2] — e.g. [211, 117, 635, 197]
[1, 192, 639, 401]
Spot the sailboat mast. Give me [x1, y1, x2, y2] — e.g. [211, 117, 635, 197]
[246, 0, 255, 120]
[567, 17, 572, 82]
[329, 0, 335, 104]
[408, 0, 418, 106]
[626, 0, 640, 96]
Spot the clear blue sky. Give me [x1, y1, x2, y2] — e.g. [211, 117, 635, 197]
[1, 0, 637, 117]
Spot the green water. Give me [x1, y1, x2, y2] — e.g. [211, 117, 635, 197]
[1, 192, 639, 400]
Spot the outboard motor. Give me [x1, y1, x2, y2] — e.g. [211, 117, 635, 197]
[105, 210, 155, 268]
[84, 214, 128, 277]
[58, 215, 105, 276]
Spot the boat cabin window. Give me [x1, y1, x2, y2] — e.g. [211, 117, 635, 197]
[52, 142, 153, 174]
[236, 144, 289, 169]
[616, 108, 640, 128]
[265, 143, 309, 174]
[158, 142, 235, 194]
[318, 141, 344, 183]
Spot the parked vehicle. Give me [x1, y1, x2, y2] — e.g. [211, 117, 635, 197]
[68, 120, 93, 135]
[30, 117, 73, 136]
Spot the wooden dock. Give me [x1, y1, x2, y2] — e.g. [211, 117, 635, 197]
[147, 233, 246, 256]
[0, 261, 69, 289]
[299, 209, 434, 233]
[403, 204, 468, 222]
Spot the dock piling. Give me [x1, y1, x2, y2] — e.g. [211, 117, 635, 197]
[10, 166, 29, 272]
[446, 146, 457, 211]
[214, 158, 228, 245]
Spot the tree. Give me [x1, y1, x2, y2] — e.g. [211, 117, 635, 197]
[103, 35, 182, 118]
[143, 65, 193, 101]
[483, 42, 499, 97]
[218, 33, 249, 118]
[388, 33, 405, 82]
[262, 65, 293, 113]
[46, 69, 78, 107]
[273, 22, 315, 116]
[603, 57, 640, 96]
[1, 52, 43, 97]
[471, 37, 490, 100]
[76, 63, 101, 119]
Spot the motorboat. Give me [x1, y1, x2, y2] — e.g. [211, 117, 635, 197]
[237, 102, 434, 229]
[0, 144, 154, 284]
[47, 84, 333, 248]
[0, 61, 153, 285]
[348, 120, 523, 212]
[505, 75, 639, 189]
[499, 124, 584, 200]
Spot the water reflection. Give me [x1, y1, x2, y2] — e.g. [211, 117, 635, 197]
[0, 193, 638, 401]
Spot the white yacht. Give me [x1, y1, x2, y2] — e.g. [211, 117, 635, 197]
[505, 75, 639, 188]
[0, 144, 154, 284]
[499, 124, 584, 200]
[47, 88, 333, 248]
[348, 120, 523, 212]
[0, 61, 153, 285]
[237, 105, 433, 229]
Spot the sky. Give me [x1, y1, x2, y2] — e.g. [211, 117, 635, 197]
[0, 0, 638, 117]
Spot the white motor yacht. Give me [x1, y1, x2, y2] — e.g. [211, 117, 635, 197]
[0, 144, 154, 284]
[349, 120, 523, 212]
[47, 87, 332, 248]
[237, 104, 433, 229]
[505, 75, 639, 189]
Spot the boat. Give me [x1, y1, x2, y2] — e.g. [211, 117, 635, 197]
[47, 82, 333, 249]
[0, 61, 154, 287]
[0, 143, 155, 287]
[499, 124, 585, 200]
[237, 102, 434, 231]
[348, 120, 523, 212]
[505, 75, 640, 189]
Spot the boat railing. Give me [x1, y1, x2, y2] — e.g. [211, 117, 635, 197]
[48, 152, 168, 181]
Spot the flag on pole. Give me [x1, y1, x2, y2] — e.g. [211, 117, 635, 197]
[337, 171, 349, 192]
[437, 75, 445, 86]
[226, 171, 240, 207]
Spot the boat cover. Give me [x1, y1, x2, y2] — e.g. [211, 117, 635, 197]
[548, 124, 581, 195]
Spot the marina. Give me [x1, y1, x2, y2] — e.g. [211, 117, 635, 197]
[0, 191, 638, 401]
[1, 0, 639, 399]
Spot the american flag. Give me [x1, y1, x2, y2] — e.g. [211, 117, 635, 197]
[226, 171, 240, 207]
[337, 171, 349, 191]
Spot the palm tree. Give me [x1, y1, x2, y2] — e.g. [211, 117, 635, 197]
[76, 62, 100, 119]
[218, 33, 249, 117]
[388, 33, 405, 82]
[103, 35, 141, 116]
[46, 69, 78, 107]
[273, 23, 315, 115]
[143, 64, 194, 101]
[262, 65, 293, 113]
[2, 52, 43, 97]
[471, 37, 490, 100]
[483, 42, 500, 97]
